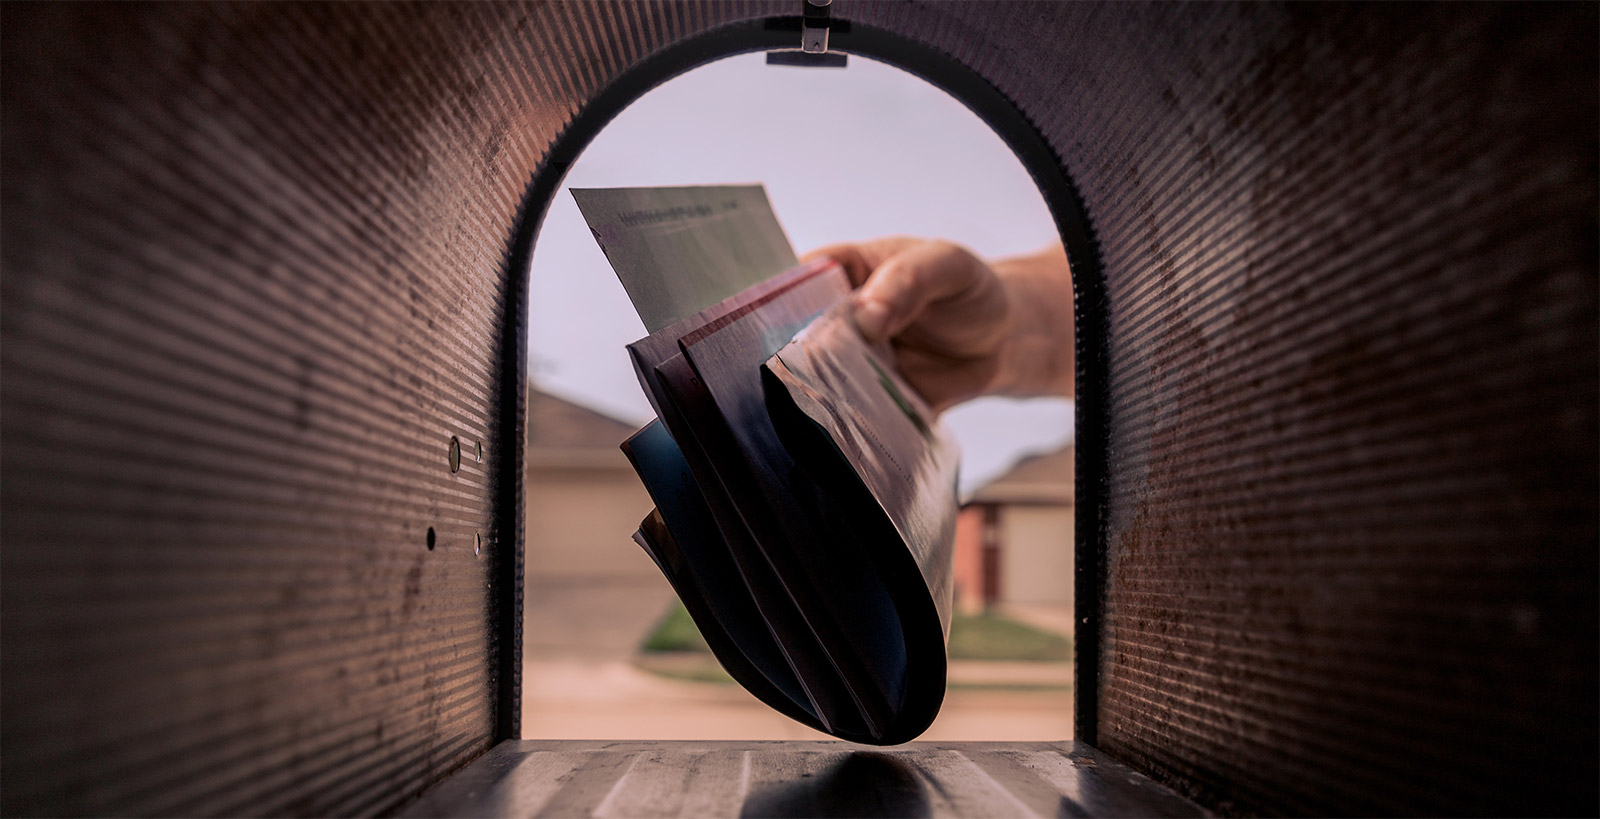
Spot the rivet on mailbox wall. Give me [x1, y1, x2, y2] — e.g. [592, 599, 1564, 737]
[448, 436, 461, 473]
[426, 527, 436, 551]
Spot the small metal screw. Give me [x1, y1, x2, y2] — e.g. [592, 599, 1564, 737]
[475, 441, 483, 463]
[474, 533, 482, 557]
[448, 436, 461, 473]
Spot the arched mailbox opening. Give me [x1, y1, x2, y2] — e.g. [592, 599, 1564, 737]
[503, 18, 1108, 743]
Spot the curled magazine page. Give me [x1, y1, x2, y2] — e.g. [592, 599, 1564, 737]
[763, 304, 961, 629]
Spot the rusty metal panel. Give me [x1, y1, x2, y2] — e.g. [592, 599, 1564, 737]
[999, 5, 1593, 815]
[0, 2, 694, 814]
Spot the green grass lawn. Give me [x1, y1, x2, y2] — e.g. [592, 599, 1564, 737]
[639, 601, 1071, 662]
[639, 601, 711, 653]
[946, 612, 1072, 662]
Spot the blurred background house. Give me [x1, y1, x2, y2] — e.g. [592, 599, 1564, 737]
[525, 386, 654, 581]
[953, 446, 1074, 616]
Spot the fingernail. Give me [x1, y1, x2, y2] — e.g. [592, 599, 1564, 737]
[854, 298, 891, 340]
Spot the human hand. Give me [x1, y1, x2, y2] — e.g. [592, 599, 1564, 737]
[803, 237, 1074, 413]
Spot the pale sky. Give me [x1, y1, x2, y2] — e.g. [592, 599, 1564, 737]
[526, 53, 1073, 495]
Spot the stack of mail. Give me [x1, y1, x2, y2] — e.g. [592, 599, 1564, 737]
[574, 185, 959, 744]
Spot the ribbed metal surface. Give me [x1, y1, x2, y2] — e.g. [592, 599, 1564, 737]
[4, 2, 1594, 816]
[1088, 8, 1596, 815]
[401, 740, 1204, 818]
[0, 2, 683, 814]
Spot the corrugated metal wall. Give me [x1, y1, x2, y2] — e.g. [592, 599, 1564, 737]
[1006, 6, 1599, 814]
[3, 2, 1593, 816]
[0, 2, 594, 814]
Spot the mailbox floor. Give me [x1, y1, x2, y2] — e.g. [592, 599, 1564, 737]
[403, 740, 1205, 818]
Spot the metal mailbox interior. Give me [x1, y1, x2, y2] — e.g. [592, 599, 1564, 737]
[1, 3, 1594, 817]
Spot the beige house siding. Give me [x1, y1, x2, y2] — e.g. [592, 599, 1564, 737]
[526, 454, 658, 580]
[997, 504, 1075, 607]
[956, 445, 1075, 609]
[524, 387, 658, 581]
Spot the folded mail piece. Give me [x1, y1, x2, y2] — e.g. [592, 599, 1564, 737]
[575, 185, 960, 744]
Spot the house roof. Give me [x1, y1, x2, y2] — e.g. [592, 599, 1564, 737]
[526, 386, 639, 467]
[966, 445, 1074, 506]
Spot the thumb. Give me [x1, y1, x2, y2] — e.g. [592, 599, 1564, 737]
[852, 241, 981, 342]
[803, 236, 924, 288]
